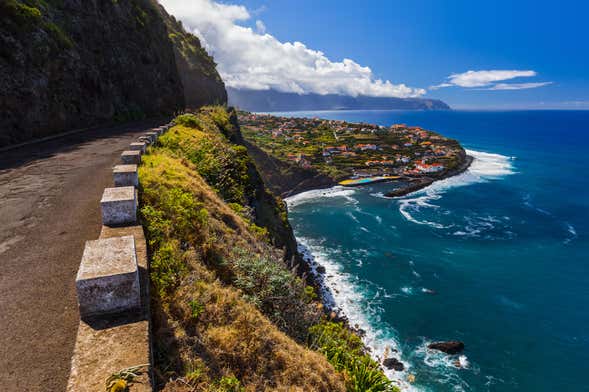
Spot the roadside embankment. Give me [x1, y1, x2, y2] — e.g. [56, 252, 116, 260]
[138, 106, 398, 391]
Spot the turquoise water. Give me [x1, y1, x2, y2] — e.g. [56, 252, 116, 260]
[278, 110, 589, 391]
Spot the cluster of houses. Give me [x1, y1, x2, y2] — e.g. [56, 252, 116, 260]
[239, 112, 458, 175]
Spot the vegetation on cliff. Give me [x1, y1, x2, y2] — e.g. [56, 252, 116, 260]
[157, 4, 227, 108]
[0, 0, 186, 146]
[0, 0, 226, 147]
[139, 107, 398, 391]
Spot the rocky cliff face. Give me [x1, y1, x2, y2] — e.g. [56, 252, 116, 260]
[0, 0, 227, 148]
[0, 0, 185, 147]
[158, 5, 227, 109]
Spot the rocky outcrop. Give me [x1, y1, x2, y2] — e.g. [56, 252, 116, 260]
[383, 357, 405, 371]
[0, 0, 185, 147]
[157, 5, 227, 108]
[428, 341, 465, 355]
[243, 139, 336, 197]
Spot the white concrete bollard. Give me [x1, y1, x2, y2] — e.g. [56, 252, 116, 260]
[144, 132, 158, 143]
[113, 165, 138, 187]
[121, 150, 141, 165]
[137, 135, 152, 145]
[129, 142, 146, 154]
[100, 186, 137, 226]
[75, 235, 140, 317]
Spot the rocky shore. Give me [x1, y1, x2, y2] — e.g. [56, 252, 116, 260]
[384, 154, 474, 198]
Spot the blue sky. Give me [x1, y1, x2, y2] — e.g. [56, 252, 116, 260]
[161, 0, 589, 109]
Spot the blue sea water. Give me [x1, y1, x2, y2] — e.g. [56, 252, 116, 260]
[276, 110, 589, 391]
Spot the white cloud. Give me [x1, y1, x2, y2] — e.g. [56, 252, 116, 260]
[484, 82, 553, 90]
[159, 0, 425, 98]
[432, 70, 551, 91]
[255, 20, 266, 34]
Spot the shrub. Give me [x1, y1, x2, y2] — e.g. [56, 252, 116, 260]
[231, 248, 320, 340]
[346, 361, 395, 392]
[174, 113, 202, 128]
[215, 375, 244, 392]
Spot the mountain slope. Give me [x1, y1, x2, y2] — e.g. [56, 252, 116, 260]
[157, 4, 227, 108]
[0, 0, 185, 147]
[228, 87, 450, 112]
[0, 0, 228, 148]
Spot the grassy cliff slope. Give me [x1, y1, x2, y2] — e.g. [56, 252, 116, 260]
[140, 107, 398, 391]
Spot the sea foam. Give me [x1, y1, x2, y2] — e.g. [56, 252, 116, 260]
[285, 186, 357, 208]
[396, 149, 515, 230]
[295, 236, 417, 391]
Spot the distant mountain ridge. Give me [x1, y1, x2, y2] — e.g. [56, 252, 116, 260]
[227, 88, 450, 111]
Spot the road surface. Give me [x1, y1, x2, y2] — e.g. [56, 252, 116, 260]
[0, 121, 163, 391]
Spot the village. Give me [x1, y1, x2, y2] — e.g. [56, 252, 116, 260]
[239, 112, 466, 183]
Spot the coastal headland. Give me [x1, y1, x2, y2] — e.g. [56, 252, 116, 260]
[240, 111, 473, 198]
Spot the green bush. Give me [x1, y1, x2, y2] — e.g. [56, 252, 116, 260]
[159, 120, 253, 205]
[149, 240, 187, 297]
[346, 362, 394, 392]
[141, 184, 208, 297]
[174, 113, 202, 128]
[231, 248, 319, 341]
[1, 0, 42, 28]
[215, 375, 244, 392]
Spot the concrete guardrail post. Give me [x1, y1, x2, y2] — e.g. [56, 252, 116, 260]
[75, 235, 140, 317]
[100, 186, 137, 226]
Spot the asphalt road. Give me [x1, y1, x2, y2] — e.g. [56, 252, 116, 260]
[0, 121, 163, 391]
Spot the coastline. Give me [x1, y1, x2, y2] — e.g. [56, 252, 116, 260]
[383, 154, 474, 198]
[282, 153, 474, 199]
[282, 153, 474, 391]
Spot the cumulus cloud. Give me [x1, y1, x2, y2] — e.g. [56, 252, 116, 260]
[255, 20, 266, 34]
[159, 0, 425, 98]
[431, 70, 551, 90]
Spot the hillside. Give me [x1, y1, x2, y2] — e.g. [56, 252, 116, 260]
[140, 106, 398, 391]
[0, 0, 227, 148]
[227, 87, 450, 112]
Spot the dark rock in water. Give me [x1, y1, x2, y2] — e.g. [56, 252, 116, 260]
[384, 178, 434, 198]
[316, 265, 326, 274]
[383, 358, 405, 371]
[352, 324, 366, 337]
[428, 341, 465, 355]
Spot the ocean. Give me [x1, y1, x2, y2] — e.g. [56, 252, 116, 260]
[275, 110, 589, 391]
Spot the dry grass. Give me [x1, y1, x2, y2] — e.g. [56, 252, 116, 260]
[139, 122, 345, 390]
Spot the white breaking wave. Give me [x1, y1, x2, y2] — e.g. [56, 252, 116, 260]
[564, 222, 578, 244]
[396, 149, 516, 229]
[285, 186, 357, 208]
[296, 237, 418, 391]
